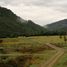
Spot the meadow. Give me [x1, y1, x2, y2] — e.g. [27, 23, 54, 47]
[54, 52, 67, 67]
[0, 36, 67, 67]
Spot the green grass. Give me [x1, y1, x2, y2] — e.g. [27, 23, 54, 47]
[0, 36, 67, 67]
[30, 50, 57, 67]
[29, 36, 65, 44]
[1, 36, 66, 44]
[54, 52, 67, 67]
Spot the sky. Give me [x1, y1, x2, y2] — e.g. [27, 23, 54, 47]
[0, 0, 67, 26]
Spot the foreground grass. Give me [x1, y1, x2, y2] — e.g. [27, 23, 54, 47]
[0, 36, 67, 67]
[0, 36, 59, 67]
[0, 50, 56, 67]
[54, 52, 67, 67]
[30, 50, 57, 67]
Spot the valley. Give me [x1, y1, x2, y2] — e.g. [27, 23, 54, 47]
[0, 36, 67, 67]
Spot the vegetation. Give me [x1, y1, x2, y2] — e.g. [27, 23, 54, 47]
[0, 35, 67, 67]
[1, 7, 67, 38]
[0, 6, 67, 67]
[54, 53, 67, 67]
[0, 7, 46, 38]
[0, 36, 59, 67]
[44, 19, 67, 35]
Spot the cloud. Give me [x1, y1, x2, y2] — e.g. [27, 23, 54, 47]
[0, 0, 67, 25]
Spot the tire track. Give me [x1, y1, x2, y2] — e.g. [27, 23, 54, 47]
[40, 43, 64, 67]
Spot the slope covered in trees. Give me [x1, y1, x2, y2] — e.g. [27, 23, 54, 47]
[0, 7, 46, 38]
[44, 19, 67, 35]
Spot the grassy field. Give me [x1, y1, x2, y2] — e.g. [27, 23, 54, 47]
[1, 36, 66, 44]
[0, 36, 67, 67]
[30, 50, 57, 67]
[0, 36, 59, 67]
[1, 36, 67, 49]
[54, 52, 67, 67]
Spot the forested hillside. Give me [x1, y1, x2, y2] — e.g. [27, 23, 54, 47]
[44, 19, 67, 35]
[0, 7, 46, 38]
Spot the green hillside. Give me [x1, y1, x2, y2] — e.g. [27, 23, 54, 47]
[44, 19, 67, 35]
[0, 7, 46, 38]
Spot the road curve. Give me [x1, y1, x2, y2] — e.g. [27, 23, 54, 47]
[40, 43, 64, 67]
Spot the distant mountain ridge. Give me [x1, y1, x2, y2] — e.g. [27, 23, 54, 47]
[0, 7, 46, 38]
[44, 19, 67, 35]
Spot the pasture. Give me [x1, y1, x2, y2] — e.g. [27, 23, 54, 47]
[0, 36, 67, 67]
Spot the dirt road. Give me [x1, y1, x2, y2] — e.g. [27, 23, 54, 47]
[40, 43, 64, 67]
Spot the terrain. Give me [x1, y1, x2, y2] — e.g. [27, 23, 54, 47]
[0, 7, 46, 38]
[0, 6, 67, 67]
[44, 19, 67, 35]
[0, 36, 67, 67]
[1, 7, 67, 38]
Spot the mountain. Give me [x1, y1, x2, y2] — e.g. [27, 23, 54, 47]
[44, 19, 67, 35]
[0, 7, 46, 38]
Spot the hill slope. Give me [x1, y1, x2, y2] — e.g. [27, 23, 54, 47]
[0, 7, 46, 38]
[44, 19, 67, 35]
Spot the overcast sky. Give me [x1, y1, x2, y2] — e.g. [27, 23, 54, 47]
[0, 0, 67, 25]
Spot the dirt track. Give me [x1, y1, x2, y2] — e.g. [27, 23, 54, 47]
[40, 43, 64, 67]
